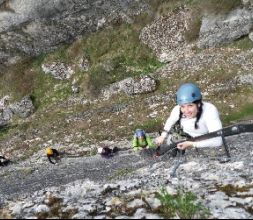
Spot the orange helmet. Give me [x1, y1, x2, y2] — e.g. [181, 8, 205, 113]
[45, 148, 53, 156]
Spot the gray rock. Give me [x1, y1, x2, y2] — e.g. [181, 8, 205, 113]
[236, 74, 253, 85]
[140, 8, 193, 63]
[0, 0, 150, 65]
[33, 204, 50, 213]
[102, 75, 157, 98]
[42, 62, 74, 80]
[132, 208, 149, 219]
[198, 8, 253, 48]
[220, 208, 251, 219]
[0, 107, 13, 126]
[242, 0, 253, 6]
[9, 203, 23, 215]
[10, 95, 35, 118]
[72, 213, 89, 219]
[1, 134, 253, 219]
[127, 199, 145, 209]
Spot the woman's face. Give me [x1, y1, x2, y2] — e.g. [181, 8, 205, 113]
[138, 136, 144, 141]
[180, 103, 198, 119]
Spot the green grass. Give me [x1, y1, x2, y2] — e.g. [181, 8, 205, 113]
[81, 24, 163, 96]
[0, 58, 35, 99]
[216, 184, 253, 197]
[225, 36, 253, 50]
[44, 45, 71, 63]
[133, 118, 164, 134]
[152, 0, 241, 17]
[0, 124, 18, 139]
[223, 103, 253, 125]
[30, 19, 163, 99]
[31, 63, 73, 108]
[188, 0, 242, 15]
[156, 188, 209, 219]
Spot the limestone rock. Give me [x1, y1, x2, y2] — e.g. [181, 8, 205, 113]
[42, 62, 75, 80]
[197, 8, 253, 48]
[102, 75, 157, 98]
[10, 95, 35, 118]
[140, 8, 193, 63]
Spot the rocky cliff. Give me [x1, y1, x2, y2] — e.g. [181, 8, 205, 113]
[1, 132, 253, 219]
[0, 0, 149, 65]
[0, 0, 253, 219]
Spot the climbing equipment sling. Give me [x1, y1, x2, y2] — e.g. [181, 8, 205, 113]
[161, 123, 253, 158]
[158, 123, 253, 177]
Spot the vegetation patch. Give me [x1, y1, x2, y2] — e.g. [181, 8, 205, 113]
[222, 100, 253, 125]
[216, 184, 253, 197]
[0, 208, 12, 219]
[225, 36, 253, 50]
[36, 196, 78, 219]
[81, 24, 163, 97]
[195, 0, 242, 15]
[133, 118, 163, 134]
[156, 188, 209, 219]
[0, 58, 35, 99]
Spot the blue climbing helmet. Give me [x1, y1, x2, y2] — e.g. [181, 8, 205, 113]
[176, 83, 202, 105]
[135, 129, 146, 138]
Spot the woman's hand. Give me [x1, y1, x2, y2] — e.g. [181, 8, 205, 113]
[177, 141, 194, 150]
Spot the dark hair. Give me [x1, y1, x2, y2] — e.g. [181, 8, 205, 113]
[177, 100, 203, 129]
[194, 100, 203, 129]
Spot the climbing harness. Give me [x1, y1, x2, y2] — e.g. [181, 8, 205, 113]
[159, 123, 253, 177]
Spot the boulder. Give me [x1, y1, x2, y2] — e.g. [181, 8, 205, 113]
[0, 107, 12, 127]
[10, 96, 35, 118]
[140, 8, 193, 63]
[102, 75, 157, 98]
[42, 62, 75, 80]
[197, 8, 253, 48]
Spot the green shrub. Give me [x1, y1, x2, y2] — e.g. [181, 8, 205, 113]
[156, 188, 209, 219]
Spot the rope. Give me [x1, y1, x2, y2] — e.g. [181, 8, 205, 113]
[170, 150, 187, 177]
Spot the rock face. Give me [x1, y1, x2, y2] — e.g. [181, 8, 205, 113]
[242, 0, 253, 6]
[140, 8, 193, 63]
[0, 134, 253, 219]
[9, 96, 35, 118]
[0, 0, 149, 65]
[197, 8, 253, 48]
[0, 95, 35, 126]
[0, 108, 12, 127]
[102, 75, 157, 98]
[1, 2, 253, 219]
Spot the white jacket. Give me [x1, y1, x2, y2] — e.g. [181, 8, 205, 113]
[161, 102, 223, 148]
